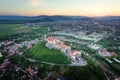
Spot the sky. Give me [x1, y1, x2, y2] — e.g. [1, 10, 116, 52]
[0, 0, 120, 16]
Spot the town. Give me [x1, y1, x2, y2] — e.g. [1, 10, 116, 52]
[0, 16, 120, 80]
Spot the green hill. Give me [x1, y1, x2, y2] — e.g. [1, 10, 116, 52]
[25, 42, 71, 64]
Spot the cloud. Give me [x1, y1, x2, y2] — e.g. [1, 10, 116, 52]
[29, 0, 42, 6]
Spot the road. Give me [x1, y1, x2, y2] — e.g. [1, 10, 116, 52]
[26, 57, 87, 66]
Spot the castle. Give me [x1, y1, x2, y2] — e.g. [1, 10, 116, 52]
[45, 36, 84, 63]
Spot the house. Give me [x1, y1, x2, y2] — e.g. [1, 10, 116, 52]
[27, 44, 32, 49]
[8, 45, 19, 56]
[9, 50, 15, 56]
[26, 67, 35, 76]
[115, 77, 120, 80]
[111, 52, 117, 56]
[46, 36, 71, 53]
[0, 59, 10, 69]
[54, 43, 71, 54]
[68, 50, 81, 62]
[88, 44, 101, 50]
[26, 67, 41, 80]
[98, 50, 112, 57]
[46, 36, 60, 44]
[46, 36, 87, 65]
[15, 44, 22, 48]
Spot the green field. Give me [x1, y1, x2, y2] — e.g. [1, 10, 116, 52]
[0, 24, 31, 39]
[0, 24, 48, 41]
[25, 42, 71, 64]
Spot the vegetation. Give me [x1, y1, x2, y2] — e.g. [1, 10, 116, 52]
[94, 54, 120, 76]
[64, 41, 96, 54]
[0, 24, 31, 40]
[0, 53, 106, 80]
[25, 42, 70, 64]
[0, 57, 4, 64]
[0, 22, 119, 80]
[96, 38, 120, 54]
[0, 24, 48, 41]
[82, 54, 106, 80]
[9, 54, 33, 68]
[51, 34, 93, 42]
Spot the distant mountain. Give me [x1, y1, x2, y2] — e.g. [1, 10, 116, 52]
[0, 15, 120, 23]
[0, 15, 30, 20]
[0, 15, 90, 20]
[33, 15, 71, 21]
[0, 15, 70, 23]
[0, 15, 53, 23]
[102, 16, 120, 19]
[96, 16, 120, 20]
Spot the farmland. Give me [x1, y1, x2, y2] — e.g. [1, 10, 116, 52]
[0, 24, 47, 41]
[0, 24, 31, 40]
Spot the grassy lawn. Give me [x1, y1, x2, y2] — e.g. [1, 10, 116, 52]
[25, 42, 71, 64]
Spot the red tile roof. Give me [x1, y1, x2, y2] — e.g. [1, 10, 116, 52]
[26, 68, 35, 76]
[55, 43, 68, 48]
[68, 50, 80, 56]
[47, 36, 59, 43]
[115, 77, 120, 80]
[0, 59, 10, 69]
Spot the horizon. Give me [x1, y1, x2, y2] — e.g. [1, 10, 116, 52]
[0, 14, 120, 17]
[0, 0, 120, 17]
